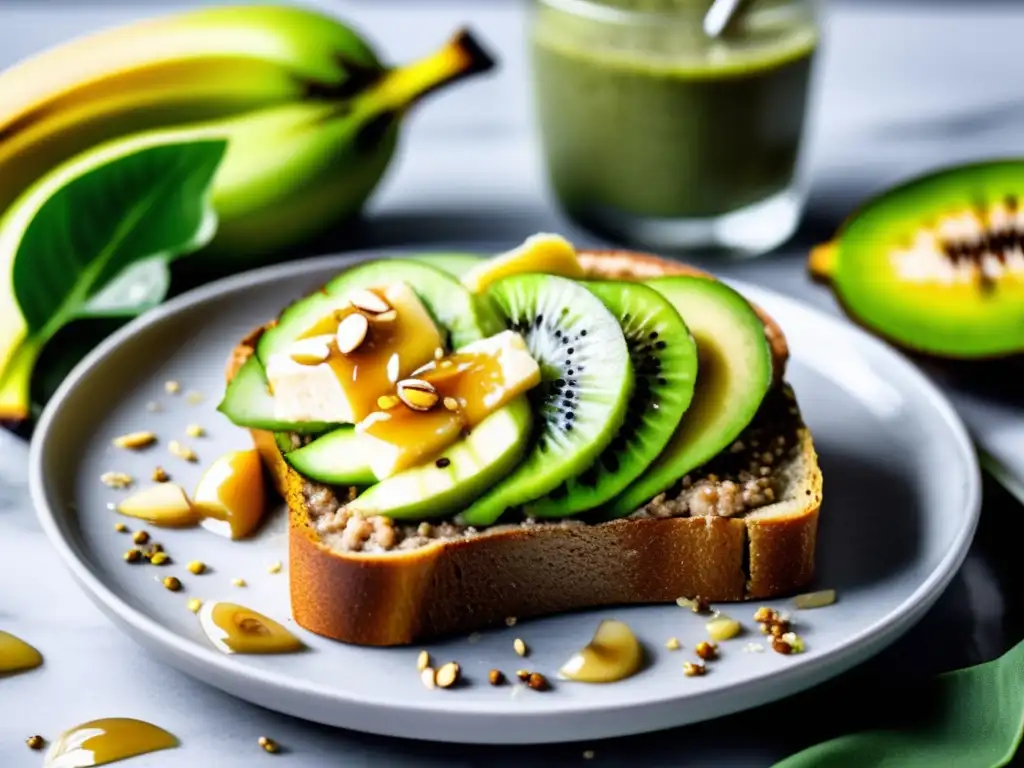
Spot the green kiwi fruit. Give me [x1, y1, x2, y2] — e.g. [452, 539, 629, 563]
[457, 274, 634, 527]
[811, 159, 1024, 358]
[525, 280, 697, 517]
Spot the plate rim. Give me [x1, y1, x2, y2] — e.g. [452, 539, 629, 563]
[28, 249, 982, 743]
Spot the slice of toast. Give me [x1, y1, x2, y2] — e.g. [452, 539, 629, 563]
[227, 250, 822, 646]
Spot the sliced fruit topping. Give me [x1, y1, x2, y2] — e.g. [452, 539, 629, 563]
[458, 274, 633, 527]
[324, 258, 497, 347]
[606, 276, 772, 517]
[298, 330, 541, 481]
[116, 483, 202, 527]
[194, 449, 268, 540]
[460, 233, 583, 294]
[263, 282, 443, 424]
[217, 355, 332, 434]
[526, 281, 697, 517]
[810, 160, 1024, 358]
[411, 251, 483, 279]
[347, 395, 533, 520]
[285, 427, 375, 486]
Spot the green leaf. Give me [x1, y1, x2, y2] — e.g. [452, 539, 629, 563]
[0, 137, 226, 421]
[774, 639, 1024, 768]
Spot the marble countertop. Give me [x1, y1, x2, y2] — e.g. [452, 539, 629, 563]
[2, 1, 1022, 765]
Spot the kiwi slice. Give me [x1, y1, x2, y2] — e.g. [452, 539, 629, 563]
[525, 281, 697, 517]
[810, 160, 1024, 358]
[457, 275, 633, 527]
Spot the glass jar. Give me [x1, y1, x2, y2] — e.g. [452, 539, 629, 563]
[530, 0, 821, 256]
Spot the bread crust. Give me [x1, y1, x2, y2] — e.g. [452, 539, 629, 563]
[229, 251, 821, 646]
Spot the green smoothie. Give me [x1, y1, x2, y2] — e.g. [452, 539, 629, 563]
[531, 0, 818, 222]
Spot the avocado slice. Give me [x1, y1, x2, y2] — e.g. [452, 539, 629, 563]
[810, 160, 1024, 358]
[284, 427, 376, 486]
[346, 396, 533, 521]
[217, 356, 332, 435]
[604, 276, 773, 517]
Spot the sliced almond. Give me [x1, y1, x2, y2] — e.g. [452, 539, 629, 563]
[397, 379, 439, 411]
[420, 667, 436, 689]
[291, 346, 330, 366]
[349, 289, 392, 315]
[336, 313, 370, 355]
[168, 440, 198, 463]
[112, 431, 157, 450]
[416, 650, 431, 672]
[371, 310, 397, 324]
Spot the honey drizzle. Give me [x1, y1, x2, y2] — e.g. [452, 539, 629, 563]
[0, 630, 43, 675]
[199, 602, 304, 654]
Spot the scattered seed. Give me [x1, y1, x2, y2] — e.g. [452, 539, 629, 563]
[258, 736, 280, 754]
[101, 472, 133, 489]
[185, 391, 204, 405]
[231, 578, 246, 587]
[743, 642, 765, 653]
[771, 638, 793, 655]
[442, 397, 460, 413]
[794, 589, 837, 610]
[26, 735, 45, 751]
[149, 552, 170, 566]
[435, 457, 450, 469]
[433, 347, 445, 360]
[695, 641, 718, 661]
[505, 616, 518, 627]
[168, 441, 198, 463]
[268, 561, 283, 575]
[513, 638, 528, 657]
[676, 596, 709, 613]
[349, 289, 392, 315]
[112, 431, 157, 450]
[114, 522, 128, 533]
[162, 576, 182, 592]
[526, 672, 549, 691]
[706, 615, 742, 642]
[187, 561, 206, 575]
[185, 424, 205, 438]
[753, 606, 777, 624]
[132, 530, 150, 545]
[377, 394, 400, 410]
[417, 650, 431, 672]
[336, 313, 370, 355]
[664, 637, 681, 651]
[780, 632, 805, 653]
[187, 598, 203, 613]
[516, 669, 530, 682]
[164, 381, 181, 395]
[124, 549, 142, 564]
[151, 466, 170, 483]
[397, 378, 439, 411]
[420, 667, 436, 689]
[435, 662, 461, 689]
[148, 543, 164, 555]
[488, 669, 506, 686]
[583, 749, 595, 760]
[683, 661, 706, 677]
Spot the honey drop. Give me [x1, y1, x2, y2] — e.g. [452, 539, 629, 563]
[559, 619, 645, 683]
[43, 718, 177, 767]
[0, 630, 43, 675]
[198, 602, 304, 654]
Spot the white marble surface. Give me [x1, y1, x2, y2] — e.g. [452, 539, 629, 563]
[2, 1, 1023, 766]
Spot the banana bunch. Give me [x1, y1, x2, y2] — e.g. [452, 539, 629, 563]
[0, 4, 495, 260]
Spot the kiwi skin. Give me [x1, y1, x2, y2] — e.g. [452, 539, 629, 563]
[525, 280, 697, 517]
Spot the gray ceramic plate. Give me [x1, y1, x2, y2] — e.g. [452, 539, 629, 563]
[30, 250, 980, 745]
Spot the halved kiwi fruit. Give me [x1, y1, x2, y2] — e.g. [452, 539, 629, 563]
[525, 281, 697, 517]
[457, 274, 633, 527]
[811, 159, 1024, 358]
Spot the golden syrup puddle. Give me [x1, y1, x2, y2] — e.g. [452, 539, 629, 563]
[559, 620, 645, 683]
[198, 602, 304, 654]
[0, 630, 43, 675]
[44, 718, 177, 767]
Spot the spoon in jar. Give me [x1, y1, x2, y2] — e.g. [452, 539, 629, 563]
[703, 0, 753, 38]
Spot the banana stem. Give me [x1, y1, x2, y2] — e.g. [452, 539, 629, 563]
[369, 29, 495, 114]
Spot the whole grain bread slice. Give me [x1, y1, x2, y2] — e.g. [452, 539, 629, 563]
[228, 250, 822, 646]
